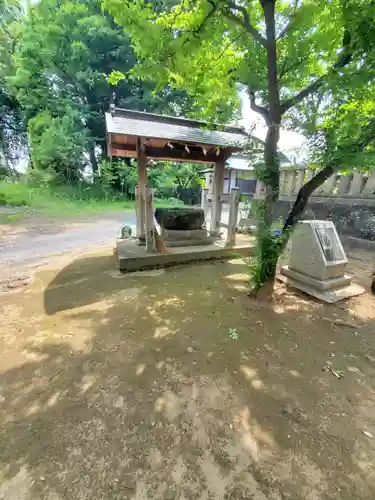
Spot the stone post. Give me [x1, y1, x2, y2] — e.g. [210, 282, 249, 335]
[144, 186, 154, 252]
[254, 180, 266, 199]
[338, 175, 351, 196]
[293, 169, 305, 194]
[279, 170, 287, 196]
[322, 173, 337, 196]
[362, 170, 375, 197]
[283, 170, 295, 197]
[349, 173, 364, 196]
[225, 188, 240, 247]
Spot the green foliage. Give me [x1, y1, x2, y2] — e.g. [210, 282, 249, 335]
[0, 0, 25, 168]
[99, 159, 138, 198]
[103, 0, 349, 124]
[0, 178, 185, 214]
[246, 201, 288, 290]
[28, 110, 90, 182]
[228, 328, 239, 340]
[8, 0, 193, 178]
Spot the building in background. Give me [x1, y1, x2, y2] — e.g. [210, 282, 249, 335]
[202, 152, 293, 198]
[202, 155, 257, 197]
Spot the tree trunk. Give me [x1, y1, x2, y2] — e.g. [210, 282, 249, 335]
[251, 0, 281, 299]
[0, 130, 13, 177]
[251, 123, 281, 297]
[89, 143, 98, 173]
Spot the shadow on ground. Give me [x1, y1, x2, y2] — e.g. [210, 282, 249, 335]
[1, 253, 375, 499]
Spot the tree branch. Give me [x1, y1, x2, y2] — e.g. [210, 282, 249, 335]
[281, 76, 325, 113]
[224, 0, 267, 47]
[280, 29, 353, 114]
[277, 0, 299, 41]
[248, 88, 271, 125]
[282, 164, 335, 235]
[214, 32, 245, 61]
[282, 118, 375, 238]
[181, 0, 219, 49]
[195, 0, 218, 34]
[278, 55, 309, 80]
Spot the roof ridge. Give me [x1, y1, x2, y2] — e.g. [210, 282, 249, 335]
[111, 107, 247, 135]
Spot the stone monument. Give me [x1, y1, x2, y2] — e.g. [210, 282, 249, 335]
[280, 220, 365, 302]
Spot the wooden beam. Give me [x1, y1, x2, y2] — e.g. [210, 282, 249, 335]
[111, 143, 234, 164]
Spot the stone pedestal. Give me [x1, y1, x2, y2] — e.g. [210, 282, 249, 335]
[155, 207, 205, 230]
[279, 220, 365, 303]
[155, 207, 214, 247]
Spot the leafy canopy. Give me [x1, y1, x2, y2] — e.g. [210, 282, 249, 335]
[103, 0, 347, 123]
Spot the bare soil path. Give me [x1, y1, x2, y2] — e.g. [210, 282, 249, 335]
[0, 238, 375, 499]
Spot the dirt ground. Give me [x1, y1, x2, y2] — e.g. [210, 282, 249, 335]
[1, 247, 375, 500]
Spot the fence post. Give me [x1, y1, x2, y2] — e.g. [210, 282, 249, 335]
[322, 173, 337, 195]
[254, 180, 266, 199]
[279, 170, 287, 196]
[338, 175, 351, 196]
[283, 170, 295, 197]
[349, 173, 364, 196]
[362, 170, 375, 197]
[225, 187, 240, 247]
[145, 185, 154, 252]
[293, 169, 305, 194]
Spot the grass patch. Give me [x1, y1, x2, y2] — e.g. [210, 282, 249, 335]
[0, 181, 184, 217]
[0, 212, 26, 224]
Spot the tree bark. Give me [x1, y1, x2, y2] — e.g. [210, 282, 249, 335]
[251, 0, 281, 299]
[89, 143, 98, 173]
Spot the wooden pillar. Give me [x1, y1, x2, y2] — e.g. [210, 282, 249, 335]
[211, 155, 225, 235]
[225, 187, 240, 247]
[135, 185, 142, 238]
[145, 185, 154, 252]
[201, 188, 209, 221]
[136, 137, 147, 239]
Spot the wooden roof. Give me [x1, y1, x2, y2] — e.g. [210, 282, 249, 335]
[106, 107, 249, 164]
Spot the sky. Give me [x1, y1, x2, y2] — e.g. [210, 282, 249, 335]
[238, 88, 307, 163]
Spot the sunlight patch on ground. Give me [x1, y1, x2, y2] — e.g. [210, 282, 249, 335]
[232, 406, 275, 464]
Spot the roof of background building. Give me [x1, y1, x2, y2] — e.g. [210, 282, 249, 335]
[105, 108, 249, 148]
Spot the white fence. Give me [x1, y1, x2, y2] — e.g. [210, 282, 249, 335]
[254, 166, 375, 203]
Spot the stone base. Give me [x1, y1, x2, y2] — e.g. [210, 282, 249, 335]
[280, 266, 352, 291]
[138, 230, 218, 248]
[116, 236, 254, 272]
[279, 266, 365, 303]
[162, 229, 210, 241]
[163, 237, 217, 247]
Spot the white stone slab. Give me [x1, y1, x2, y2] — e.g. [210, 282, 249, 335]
[280, 266, 352, 291]
[278, 273, 365, 303]
[288, 220, 347, 281]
